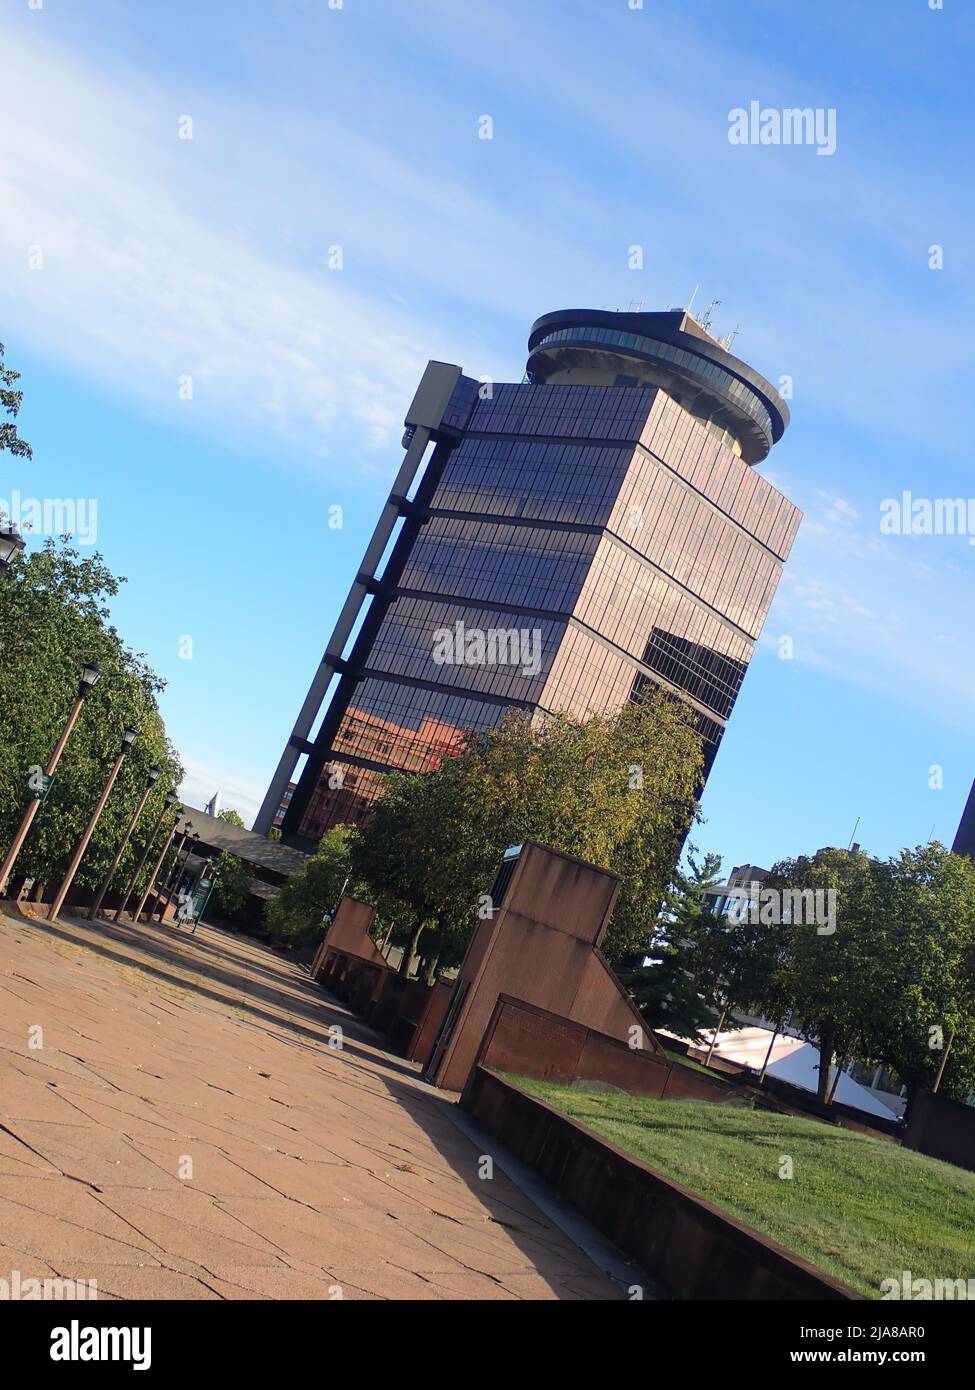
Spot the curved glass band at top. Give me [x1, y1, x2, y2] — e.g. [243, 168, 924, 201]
[530, 326, 776, 446]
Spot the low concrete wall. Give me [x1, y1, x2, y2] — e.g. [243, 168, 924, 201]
[903, 1089, 975, 1172]
[463, 1068, 859, 1302]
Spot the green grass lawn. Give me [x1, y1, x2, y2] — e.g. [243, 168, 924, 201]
[506, 1075, 975, 1298]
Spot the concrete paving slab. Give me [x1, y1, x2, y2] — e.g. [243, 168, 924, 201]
[0, 906, 624, 1300]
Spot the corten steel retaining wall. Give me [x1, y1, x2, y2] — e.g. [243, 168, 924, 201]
[310, 940, 444, 1061]
[426, 842, 665, 1094]
[473, 995, 744, 1105]
[903, 1089, 975, 1172]
[463, 1068, 859, 1301]
[407, 979, 456, 1066]
[310, 898, 382, 982]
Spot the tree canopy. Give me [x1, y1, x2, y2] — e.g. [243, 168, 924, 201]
[620, 850, 785, 1041]
[0, 341, 32, 461]
[350, 690, 704, 973]
[760, 845, 975, 1103]
[0, 539, 182, 894]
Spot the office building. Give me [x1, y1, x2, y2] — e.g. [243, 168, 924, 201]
[256, 308, 800, 844]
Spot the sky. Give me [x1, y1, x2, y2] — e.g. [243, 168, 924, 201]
[1, 0, 973, 876]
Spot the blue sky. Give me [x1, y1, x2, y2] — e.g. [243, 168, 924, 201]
[2, 0, 973, 876]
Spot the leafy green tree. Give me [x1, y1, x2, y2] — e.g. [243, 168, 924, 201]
[351, 690, 703, 977]
[763, 848, 879, 1102]
[0, 539, 182, 894]
[202, 808, 252, 914]
[266, 824, 359, 946]
[350, 772, 444, 974]
[1, 341, 32, 461]
[210, 852, 251, 915]
[762, 844, 975, 1105]
[618, 851, 725, 1038]
[619, 851, 786, 1043]
[857, 845, 975, 1103]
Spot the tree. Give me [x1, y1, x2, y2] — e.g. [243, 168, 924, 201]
[858, 845, 975, 1103]
[763, 848, 879, 1102]
[762, 844, 975, 1105]
[618, 851, 726, 1038]
[0, 539, 182, 894]
[210, 852, 251, 915]
[1, 341, 32, 461]
[350, 771, 445, 974]
[351, 689, 703, 977]
[620, 851, 786, 1042]
[265, 824, 359, 946]
[204, 808, 252, 914]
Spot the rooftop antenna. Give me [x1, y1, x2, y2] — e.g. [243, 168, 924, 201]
[927, 822, 936, 843]
[686, 284, 700, 316]
[723, 323, 741, 352]
[846, 816, 860, 851]
[699, 298, 721, 333]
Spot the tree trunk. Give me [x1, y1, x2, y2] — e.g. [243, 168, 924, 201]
[705, 1007, 727, 1066]
[932, 1028, 956, 1093]
[817, 1026, 835, 1103]
[423, 953, 440, 987]
[827, 1050, 847, 1104]
[399, 922, 424, 976]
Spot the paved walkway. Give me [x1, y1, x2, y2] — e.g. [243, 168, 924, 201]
[0, 905, 621, 1300]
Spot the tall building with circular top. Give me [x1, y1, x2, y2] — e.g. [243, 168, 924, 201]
[527, 308, 789, 464]
[256, 308, 801, 845]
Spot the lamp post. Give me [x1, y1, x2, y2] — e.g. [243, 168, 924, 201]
[156, 830, 199, 922]
[113, 791, 179, 922]
[133, 816, 188, 923]
[152, 820, 191, 920]
[48, 725, 139, 921]
[0, 524, 26, 575]
[87, 766, 160, 920]
[0, 660, 103, 897]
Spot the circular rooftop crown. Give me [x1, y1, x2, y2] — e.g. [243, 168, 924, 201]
[527, 309, 789, 464]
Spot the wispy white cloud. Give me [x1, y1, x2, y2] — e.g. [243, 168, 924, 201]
[0, 27, 455, 459]
[766, 487, 975, 730]
[177, 753, 265, 829]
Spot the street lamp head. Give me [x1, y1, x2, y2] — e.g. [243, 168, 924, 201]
[78, 661, 103, 699]
[147, 766, 161, 786]
[120, 725, 139, 754]
[0, 524, 26, 572]
[164, 791, 179, 808]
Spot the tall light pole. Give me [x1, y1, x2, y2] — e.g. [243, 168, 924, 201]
[88, 765, 160, 920]
[0, 660, 103, 897]
[0, 523, 26, 575]
[155, 830, 199, 922]
[151, 820, 191, 920]
[133, 816, 188, 923]
[113, 791, 179, 922]
[48, 725, 139, 922]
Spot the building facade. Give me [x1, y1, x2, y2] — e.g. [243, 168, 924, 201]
[952, 781, 975, 860]
[271, 782, 297, 831]
[257, 308, 801, 845]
